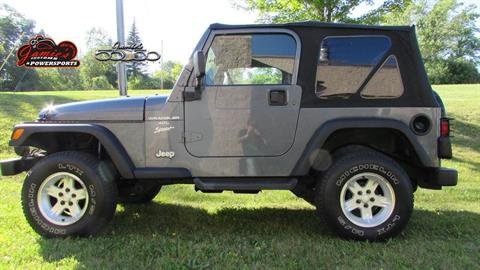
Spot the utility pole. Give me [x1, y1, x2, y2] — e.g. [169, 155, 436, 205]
[160, 40, 164, 90]
[116, 0, 127, 96]
[0, 32, 25, 74]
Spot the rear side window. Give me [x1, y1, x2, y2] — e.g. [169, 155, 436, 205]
[205, 34, 297, 86]
[361, 55, 404, 99]
[316, 36, 391, 99]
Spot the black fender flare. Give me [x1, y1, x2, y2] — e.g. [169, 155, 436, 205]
[10, 123, 135, 179]
[291, 118, 433, 175]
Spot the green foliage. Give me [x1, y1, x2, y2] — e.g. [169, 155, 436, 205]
[126, 20, 147, 78]
[127, 75, 143, 90]
[236, 0, 412, 23]
[80, 28, 117, 90]
[226, 68, 283, 84]
[80, 50, 117, 90]
[250, 68, 283, 84]
[238, 0, 480, 84]
[0, 4, 37, 91]
[445, 59, 480, 84]
[169, 61, 183, 81]
[0, 6, 123, 91]
[13, 70, 41, 91]
[427, 58, 480, 84]
[36, 69, 84, 91]
[151, 71, 170, 88]
[89, 76, 114, 90]
[85, 28, 112, 50]
[151, 60, 184, 89]
[1, 5, 180, 92]
[382, 0, 480, 84]
[128, 60, 184, 90]
[357, 0, 414, 24]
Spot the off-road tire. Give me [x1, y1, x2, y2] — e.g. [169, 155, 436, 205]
[21, 151, 117, 238]
[315, 150, 413, 241]
[117, 182, 161, 204]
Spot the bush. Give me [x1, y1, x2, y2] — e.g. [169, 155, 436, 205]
[427, 58, 480, 84]
[127, 75, 166, 90]
[445, 59, 480, 84]
[90, 76, 114, 90]
[127, 75, 142, 90]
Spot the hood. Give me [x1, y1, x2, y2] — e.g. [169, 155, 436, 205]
[38, 96, 162, 121]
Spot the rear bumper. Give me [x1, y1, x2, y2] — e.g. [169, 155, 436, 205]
[424, 167, 458, 188]
[418, 167, 458, 189]
[432, 167, 458, 186]
[0, 157, 38, 176]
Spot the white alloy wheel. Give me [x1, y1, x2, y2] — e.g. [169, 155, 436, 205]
[339, 172, 395, 228]
[37, 172, 89, 226]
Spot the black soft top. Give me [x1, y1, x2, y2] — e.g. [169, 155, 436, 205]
[207, 22, 436, 108]
[210, 21, 413, 32]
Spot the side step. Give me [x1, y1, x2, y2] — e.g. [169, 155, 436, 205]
[194, 177, 298, 192]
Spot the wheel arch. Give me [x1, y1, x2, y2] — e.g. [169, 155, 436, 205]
[291, 118, 434, 176]
[10, 123, 135, 179]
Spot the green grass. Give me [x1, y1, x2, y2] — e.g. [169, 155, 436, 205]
[0, 86, 479, 269]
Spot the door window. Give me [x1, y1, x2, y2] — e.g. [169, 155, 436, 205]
[205, 34, 297, 86]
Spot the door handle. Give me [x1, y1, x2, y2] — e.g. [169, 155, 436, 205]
[269, 89, 287, 106]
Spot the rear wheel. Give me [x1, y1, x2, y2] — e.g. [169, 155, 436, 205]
[21, 151, 117, 237]
[315, 151, 413, 241]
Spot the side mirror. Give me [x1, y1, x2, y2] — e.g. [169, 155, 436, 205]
[184, 51, 205, 101]
[193, 50, 206, 78]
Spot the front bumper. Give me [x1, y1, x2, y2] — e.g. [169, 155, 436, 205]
[0, 157, 38, 176]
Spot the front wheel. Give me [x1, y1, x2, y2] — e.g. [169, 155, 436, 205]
[315, 151, 413, 241]
[21, 151, 117, 237]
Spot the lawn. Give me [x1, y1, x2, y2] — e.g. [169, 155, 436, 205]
[0, 86, 479, 269]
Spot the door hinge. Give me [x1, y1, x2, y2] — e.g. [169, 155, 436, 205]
[183, 86, 202, 101]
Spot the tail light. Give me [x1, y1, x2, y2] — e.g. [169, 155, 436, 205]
[440, 118, 450, 137]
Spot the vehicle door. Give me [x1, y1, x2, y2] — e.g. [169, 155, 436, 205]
[184, 30, 302, 157]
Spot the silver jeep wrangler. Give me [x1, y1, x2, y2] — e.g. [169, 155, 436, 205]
[0, 22, 457, 241]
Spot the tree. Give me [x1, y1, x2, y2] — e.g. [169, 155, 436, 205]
[235, 0, 412, 23]
[36, 68, 84, 90]
[126, 19, 147, 78]
[382, 0, 480, 84]
[80, 28, 117, 90]
[86, 27, 112, 50]
[151, 60, 183, 89]
[164, 60, 183, 81]
[423, 57, 480, 84]
[0, 4, 37, 91]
